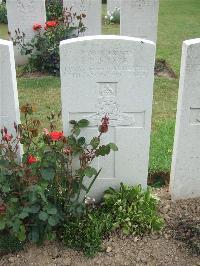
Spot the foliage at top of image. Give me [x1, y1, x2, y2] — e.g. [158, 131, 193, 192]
[46, 0, 63, 21]
[0, 104, 117, 245]
[0, 1, 7, 24]
[12, 7, 86, 75]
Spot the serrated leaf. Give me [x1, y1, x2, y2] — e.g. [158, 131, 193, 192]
[109, 143, 118, 151]
[96, 145, 111, 157]
[39, 211, 48, 221]
[84, 167, 97, 178]
[90, 137, 100, 149]
[41, 167, 55, 181]
[78, 119, 89, 128]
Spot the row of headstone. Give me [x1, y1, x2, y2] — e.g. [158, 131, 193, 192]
[1, 37, 199, 201]
[6, 0, 159, 65]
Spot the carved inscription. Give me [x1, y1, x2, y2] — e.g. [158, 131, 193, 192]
[131, 0, 152, 8]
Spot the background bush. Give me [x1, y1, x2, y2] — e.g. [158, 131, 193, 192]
[0, 2, 7, 24]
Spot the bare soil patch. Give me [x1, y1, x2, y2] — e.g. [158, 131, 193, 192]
[0, 187, 199, 266]
[154, 59, 177, 79]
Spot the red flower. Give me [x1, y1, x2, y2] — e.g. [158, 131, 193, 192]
[27, 155, 38, 164]
[33, 23, 42, 31]
[49, 131, 63, 141]
[3, 133, 12, 142]
[45, 21, 58, 30]
[99, 115, 109, 133]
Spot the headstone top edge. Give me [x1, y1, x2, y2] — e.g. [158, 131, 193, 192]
[0, 39, 13, 47]
[183, 38, 200, 46]
[60, 35, 156, 47]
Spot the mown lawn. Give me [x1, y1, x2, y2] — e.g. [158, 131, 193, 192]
[1, 0, 200, 174]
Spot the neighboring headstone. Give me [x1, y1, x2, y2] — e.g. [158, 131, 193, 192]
[60, 35, 155, 200]
[107, 0, 120, 11]
[6, 0, 46, 65]
[63, 0, 101, 36]
[0, 39, 22, 155]
[120, 0, 159, 43]
[170, 39, 200, 200]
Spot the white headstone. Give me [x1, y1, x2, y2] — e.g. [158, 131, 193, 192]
[0, 39, 22, 155]
[6, 0, 46, 65]
[107, 0, 120, 11]
[120, 0, 159, 43]
[60, 36, 155, 200]
[63, 0, 101, 36]
[170, 39, 200, 200]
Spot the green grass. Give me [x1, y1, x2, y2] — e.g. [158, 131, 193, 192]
[1, 0, 200, 174]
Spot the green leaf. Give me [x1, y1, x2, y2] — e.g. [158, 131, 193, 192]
[69, 120, 77, 125]
[29, 228, 39, 243]
[18, 225, 26, 241]
[78, 137, 85, 145]
[0, 220, 5, 230]
[78, 119, 89, 128]
[73, 126, 81, 136]
[47, 207, 57, 215]
[39, 211, 48, 221]
[30, 205, 40, 214]
[109, 143, 118, 151]
[96, 145, 111, 157]
[84, 167, 97, 178]
[41, 167, 55, 181]
[90, 137, 100, 149]
[18, 212, 29, 219]
[48, 216, 58, 226]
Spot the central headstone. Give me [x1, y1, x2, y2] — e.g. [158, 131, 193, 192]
[60, 36, 155, 199]
[120, 0, 159, 43]
[63, 0, 101, 36]
[6, 0, 46, 65]
[0, 39, 22, 156]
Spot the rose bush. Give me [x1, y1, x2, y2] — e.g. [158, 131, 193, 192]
[12, 8, 86, 75]
[0, 104, 118, 243]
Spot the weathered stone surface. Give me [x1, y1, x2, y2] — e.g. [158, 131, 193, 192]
[63, 0, 101, 36]
[60, 35, 155, 199]
[0, 39, 22, 155]
[6, 0, 46, 65]
[120, 0, 159, 43]
[170, 38, 200, 200]
[107, 0, 120, 11]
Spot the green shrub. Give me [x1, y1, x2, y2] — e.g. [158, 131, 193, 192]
[0, 2, 7, 24]
[12, 8, 86, 75]
[64, 183, 164, 257]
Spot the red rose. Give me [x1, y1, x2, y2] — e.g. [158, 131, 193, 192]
[3, 133, 12, 142]
[45, 21, 58, 29]
[49, 131, 63, 141]
[33, 23, 42, 31]
[27, 155, 38, 164]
